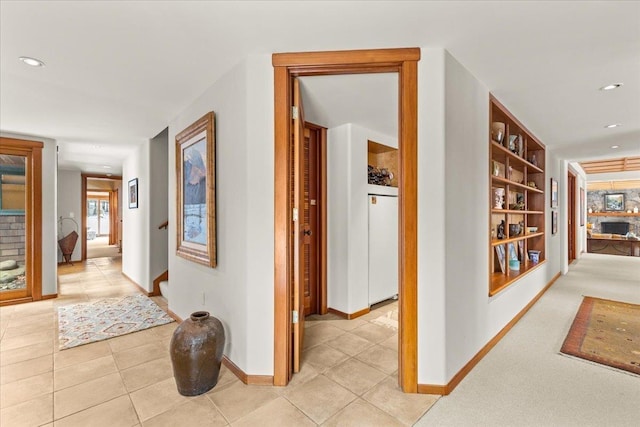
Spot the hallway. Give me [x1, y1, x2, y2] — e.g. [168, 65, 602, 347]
[1, 254, 638, 426]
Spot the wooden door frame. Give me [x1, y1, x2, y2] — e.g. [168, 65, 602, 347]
[567, 170, 576, 263]
[0, 137, 43, 305]
[273, 48, 420, 392]
[81, 174, 122, 260]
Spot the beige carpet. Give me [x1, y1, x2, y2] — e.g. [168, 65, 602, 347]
[87, 236, 120, 258]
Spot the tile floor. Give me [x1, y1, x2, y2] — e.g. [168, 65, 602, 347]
[0, 258, 438, 426]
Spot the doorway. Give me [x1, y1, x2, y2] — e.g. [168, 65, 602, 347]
[272, 48, 419, 392]
[0, 137, 43, 305]
[82, 174, 122, 260]
[568, 171, 576, 263]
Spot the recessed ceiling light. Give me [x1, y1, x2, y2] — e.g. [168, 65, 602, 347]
[599, 83, 623, 91]
[19, 56, 45, 67]
[103, 165, 112, 169]
[604, 123, 622, 128]
[610, 145, 619, 149]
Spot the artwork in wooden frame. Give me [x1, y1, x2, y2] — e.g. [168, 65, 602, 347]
[603, 193, 625, 212]
[176, 112, 216, 268]
[580, 187, 585, 226]
[552, 210, 558, 235]
[495, 245, 506, 274]
[550, 178, 558, 208]
[128, 178, 138, 209]
[518, 240, 525, 261]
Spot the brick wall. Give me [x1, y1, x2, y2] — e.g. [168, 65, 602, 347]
[0, 215, 26, 263]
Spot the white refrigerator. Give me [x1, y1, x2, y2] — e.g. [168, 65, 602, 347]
[368, 194, 398, 305]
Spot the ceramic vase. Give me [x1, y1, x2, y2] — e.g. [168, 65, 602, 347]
[170, 311, 225, 396]
[493, 188, 505, 209]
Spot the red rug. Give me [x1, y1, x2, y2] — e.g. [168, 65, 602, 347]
[561, 296, 640, 375]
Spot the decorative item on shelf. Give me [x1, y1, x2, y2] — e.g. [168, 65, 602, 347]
[527, 226, 538, 234]
[530, 153, 537, 167]
[528, 250, 541, 264]
[497, 220, 506, 239]
[509, 223, 521, 237]
[634, 206, 639, 214]
[491, 227, 496, 239]
[491, 122, 505, 144]
[492, 161, 500, 176]
[493, 188, 505, 209]
[588, 208, 593, 214]
[509, 259, 520, 271]
[527, 181, 537, 189]
[509, 193, 525, 210]
[508, 135, 517, 153]
[495, 245, 506, 273]
[507, 166, 513, 180]
[170, 311, 225, 396]
[368, 165, 393, 186]
[517, 135, 524, 157]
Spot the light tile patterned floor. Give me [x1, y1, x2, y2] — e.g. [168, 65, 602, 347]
[0, 258, 438, 426]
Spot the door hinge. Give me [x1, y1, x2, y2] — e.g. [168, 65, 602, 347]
[292, 310, 298, 324]
[292, 208, 298, 222]
[292, 106, 299, 120]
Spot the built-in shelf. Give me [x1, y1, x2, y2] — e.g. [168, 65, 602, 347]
[489, 94, 546, 296]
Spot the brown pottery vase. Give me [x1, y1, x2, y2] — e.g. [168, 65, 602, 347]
[170, 311, 225, 396]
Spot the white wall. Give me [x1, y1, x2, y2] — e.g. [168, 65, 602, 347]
[0, 131, 57, 296]
[327, 123, 397, 314]
[168, 55, 274, 375]
[122, 142, 150, 290]
[149, 128, 169, 283]
[57, 169, 82, 262]
[416, 50, 562, 384]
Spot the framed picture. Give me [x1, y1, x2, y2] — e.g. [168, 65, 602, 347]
[176, 112, 216, 267]
[552, 210, 558, 235]
[580, 187, 585, 226]
[495, 245, 506, 274]
[603, 193, 625, 212]
[128, 178, 138, 209]
[518, 240, 525, 261]
[550, 178, 558, 208]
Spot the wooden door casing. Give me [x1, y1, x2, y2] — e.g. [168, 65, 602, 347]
[273, 48, 420, 392]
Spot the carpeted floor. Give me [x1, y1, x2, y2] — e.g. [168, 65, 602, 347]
[86, 235, 120, 259]
[561, 296, 640, 375]
[57, 294, 174, 350]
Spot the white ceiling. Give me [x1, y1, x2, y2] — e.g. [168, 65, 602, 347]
[1, 1, 639, 174]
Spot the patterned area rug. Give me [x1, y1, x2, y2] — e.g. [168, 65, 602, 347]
[58, 294, 174, 350]
[560, 296, 640, 375]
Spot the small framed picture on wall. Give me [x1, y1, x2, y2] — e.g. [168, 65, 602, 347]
[552, 210, 558, 235]
[128, 178, 138, 209]
[550, 178, 558, 208]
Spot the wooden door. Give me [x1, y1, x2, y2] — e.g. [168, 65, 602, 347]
[303, 125, 321, 316]
[292, 78, 307, 373]
[568, 172, 576, 263]
[0, 138, 42, 305]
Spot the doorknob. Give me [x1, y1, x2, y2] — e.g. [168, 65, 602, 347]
[303, 229, 312, 236]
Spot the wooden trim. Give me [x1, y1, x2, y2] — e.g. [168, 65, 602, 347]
[273, 48, 420, 391]
[398, 58, 418, 393]
[152, 270, 168, 297]
[273, 65, 291, 386]
[327, 306, 370, 320]
[0, 297, 33, 307]
[273, 48, 420, 67]
[418, 271, 562, 395]
[81, 175, 87, 260]
[0, 137, 43, 303]
[121, 272, 152, 296]
[41, 293, 58, 300]
[167, 309, 182, 323]
[319, 127, 328, 315]
[222, 356, 274, 386]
